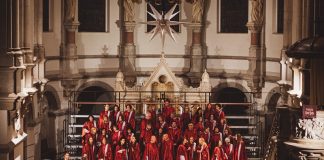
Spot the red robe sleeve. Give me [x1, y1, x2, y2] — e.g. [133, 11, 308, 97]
[176, 144, 188, 160]
[129, 143, 141, 160]
[162, 140, 174, 160]
[233, 141, 247, 160]
[143, 143, 159, 160]
[115, 145, 127, 160]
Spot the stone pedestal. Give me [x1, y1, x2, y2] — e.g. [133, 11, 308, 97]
[121, 22, 137, 87]
[187, 23, 205, 87]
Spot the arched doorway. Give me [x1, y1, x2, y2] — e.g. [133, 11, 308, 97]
[213, 87, 249, 134]
[41, 90, 60, 159]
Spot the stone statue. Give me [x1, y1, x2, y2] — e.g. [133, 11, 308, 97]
[187, 0, 204, 23]
[251, 0, 264, 24]
[296, 118, 324, 140]
[65, 0, 76, 22]
[14, 111, 21, 137]
[124, 0, 141, 22]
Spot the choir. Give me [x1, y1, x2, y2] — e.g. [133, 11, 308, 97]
[80, 100, 247, 160]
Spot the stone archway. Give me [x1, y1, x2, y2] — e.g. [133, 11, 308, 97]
[264, 87, 282, 140]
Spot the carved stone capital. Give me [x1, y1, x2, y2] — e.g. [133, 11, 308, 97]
[61, 79, 79, 97]
[189, 23, 203, 32]
[246, 22, 263, 33]
[124, 22, 136, 32]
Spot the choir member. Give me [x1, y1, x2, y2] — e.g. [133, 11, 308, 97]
[187, 136, 197, 160]
[83, 127, 97, 146]
[128, 135, 141, 160]
[212, 127, 223, 151]
[233, 134, 247, 160]
[215, 104, 225, 123]
[156, 114, 168, 132]
[176, 137, 189, 160]
[212, 141, 225, 160]
[99, 104, 112, 128]
[223, 138, 233, 160]
[161, 134, 174, 160]
[82, 137, 97, 160]
[97, 128, 109, 147]
[63, 152, 70, 160]
[180, 106, 192, 132]
[223, 129, 233, 143]
[201, 127, 212, 150]
[98, 137, 113, 160]
[99, 116, 112, 134]
[124, 104, 136, 130]
[204, 103, 215, 120]
[195, 117, 205, 137]
[111, 125, 122, 147]
[168, 121, 181, 144]
[148, 105, 157, 128]
[140, 112, 152, 133]
[162, 99, 175, 123]
[117, 115, 127, 136]
[143, 135, 160, 160]
[193, 108, 203, 123]
[113, 105, 121, 125]
[115, 138, 128, 160]
[82, 115, 97, 137]
[170, 113, 181, 127]
[219, 118, 228, 135]
[205, 114, 217, 132]
[197, 137, 210, 160]
[184, 123, 197, 141]
[140, 123, 153, 145]
[126, 128, 134, 142]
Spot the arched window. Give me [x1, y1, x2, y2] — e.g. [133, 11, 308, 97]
[218, 0, 248, 33]
[78, 0, 109, 32]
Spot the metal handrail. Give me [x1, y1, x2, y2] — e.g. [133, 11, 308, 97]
[263, 110, 280, 160]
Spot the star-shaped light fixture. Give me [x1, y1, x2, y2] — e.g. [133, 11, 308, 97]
[142, 3, 187, 52]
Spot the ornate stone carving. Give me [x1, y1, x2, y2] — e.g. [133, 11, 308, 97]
[65, 0, 76, 22]
[124, 0, 141, 22]
[187, 0, 204, 23]
[250, 0, 264, 25]
[296, 118, 324, 140]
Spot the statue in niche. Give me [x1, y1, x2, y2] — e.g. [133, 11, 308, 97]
[251, 0, 264, 24]
[65, 0, 76, 22]
[14, 110, 21, 138]
[186, 0, 204, 23]
[124, 0, 142, 22]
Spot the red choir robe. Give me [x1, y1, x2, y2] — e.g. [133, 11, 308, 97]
[177, 144, 189, 160]
[82, 143, 96, 160]
[195, 122, 205, 137]
[140, 128, 153, 145]
[99, 121, 112, 133]
[223, 143, 234, 160]
[161, 139, 174, 160]
[98, 143, 113, 160]
[117, 121, 127, 135]
[193, 112, 203, 124]
[168, 127, 181, 144]
[83, 133, 97, 146]
[233, 141, 247, 160]
[113, 111, 121, 124]
[99, 111, 112, 127]
[216, 110, 225, 122]
[219, 124, 228, 136]
[156, 121, 168, 131]
[140, 118, 152, 132]
[197, 144, 210, 160]
[180, 112, 192, 131]
[124, 110, 135, 129]
[111, 131, 121, 146]
[184, 129, 197, 141]
[205, 120, 217, 132]
[129, 142, 141, 160]
[202, 131, 212, 148]
[212, 132, 223, 149]
[204, 107, 216, 120]
[143, 143, 160, 160]
[163, 106, 175, 123]
[187, 142, 197, 160]
[127, 133, 135, 142]
[115, 145, 127, 160]
[148, 110, 157, 127]
[82, 121, 97, 137]
[212, 147, 225, 160]
[97, 134, 109, 146]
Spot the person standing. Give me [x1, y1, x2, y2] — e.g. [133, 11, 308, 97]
[143, 135, 160, 160]
[161, 134, 174, 160]
[115, 138, 128, 160]
[197, 138, 210, 160]
[98, 138, 113, 160]
[128, 135, 141, 160]
[233, 134, 247, 160]
[176, 137, 189, 160]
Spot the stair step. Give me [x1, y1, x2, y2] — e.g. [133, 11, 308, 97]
[70, 115, 99, 118]
[226, 116, 254, 119]
[65, 145, 82, 148]
[69, 124, 83, 128]
[229, 125, 257, 129]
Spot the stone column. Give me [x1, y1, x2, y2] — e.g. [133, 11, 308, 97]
[121, 22, 137, 87]
[187, 23, 205, 87]
[61, 0, 79, 96]
[246, 0, 265, 98]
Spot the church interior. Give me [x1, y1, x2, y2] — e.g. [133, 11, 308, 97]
[1, 0, 324, 159]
